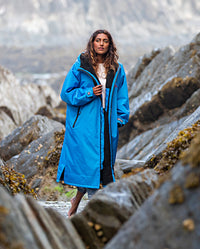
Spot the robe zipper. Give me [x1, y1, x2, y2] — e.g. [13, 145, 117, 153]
[72, 107, 80, 128]
[108, 65, 121, 167]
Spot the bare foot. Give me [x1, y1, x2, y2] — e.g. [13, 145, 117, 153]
[67, 191, 84, 217]
[70, 197, 76, 205]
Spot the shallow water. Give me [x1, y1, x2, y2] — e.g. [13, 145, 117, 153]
[38, 200, 88, 218]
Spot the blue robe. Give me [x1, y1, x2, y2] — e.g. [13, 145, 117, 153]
[56, 53, 129, 188]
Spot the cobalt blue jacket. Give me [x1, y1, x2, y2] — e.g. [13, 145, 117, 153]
[56, 53, 129, 189]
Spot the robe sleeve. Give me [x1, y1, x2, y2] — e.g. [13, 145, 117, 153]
[117, 65, 130, 127]
[60, 63, 96, 106]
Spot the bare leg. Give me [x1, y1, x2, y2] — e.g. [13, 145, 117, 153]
[67, 191, 85, 217]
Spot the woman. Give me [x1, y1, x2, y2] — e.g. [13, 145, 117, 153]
[56, 30, 129, 217]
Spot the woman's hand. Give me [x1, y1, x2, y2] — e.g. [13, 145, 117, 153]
[93, 85, 102, 96]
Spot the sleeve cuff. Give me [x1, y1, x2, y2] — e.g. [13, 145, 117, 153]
[86, 87, 94, 98]
[117, 118, 124, 127]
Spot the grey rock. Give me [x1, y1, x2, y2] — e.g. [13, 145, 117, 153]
[0, 187, 86, 249]
[117, 98, 200, 171]
[0, 157, 5, 166]
[147, 106, 200, 161]
[128, 46, 174, 115]
[119, 33, 200, 150]
[36, 105, 66, 125]
[128, 40, 200, 116]
[31, 178, 42, 189]
[176, 88, 200, 118]
[71, 169, 158, 248]
[5, 125, 64, 180]
[105, 161, 200, 249]
[115, 159, 145, 174]
[0, 115, 64, 161]
[0, 65, 60, 140]
[0, 109, 17, 140]
[127, 48, 161, 87]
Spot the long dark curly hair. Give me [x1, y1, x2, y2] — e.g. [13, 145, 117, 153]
[85, 29, 119, 74]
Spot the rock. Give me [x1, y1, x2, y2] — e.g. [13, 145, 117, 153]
[128, 46, 174, 114]
[119, 33, 200, 148]
[117, 102, 200, 171]
[35, 106, 55, 119]
[31, 178, 42, 189]
[134, 76, 200, 123]
[0, 65, 60, 140]
[176, 88, 200, 118]
[127, 48, 161, 87]
[105, 139, 200, 249]
[53, 101, 67, 125]
[5, 122, 64, 180]
[0, 105, 17, 140]
[0, 157, 5, 166]
[0, 115, 65, 200]
[35, 104, 66, 125]
[147, 106, 200, 162]
[0, 187, 86, 249]
[115, 159, 145, 174]
[0, 115, 64, 161]
[70, 169, 158, 248]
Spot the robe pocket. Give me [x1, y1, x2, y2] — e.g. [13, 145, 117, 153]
[72, 107, 81, 128]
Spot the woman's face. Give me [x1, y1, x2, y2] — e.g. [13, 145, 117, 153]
[93, 33, 109, 56]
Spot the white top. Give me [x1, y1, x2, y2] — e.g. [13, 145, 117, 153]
[97, 63, 106, 109]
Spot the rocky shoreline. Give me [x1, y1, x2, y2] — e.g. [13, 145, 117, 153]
[0, 33, 200, 248]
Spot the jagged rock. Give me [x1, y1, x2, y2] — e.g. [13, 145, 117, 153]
[0, 115, 65, 200]
[5, 122, 64, 180]
[115, 159, 145, 175]
[0, 65, 60, 140]
[128, 46, 174, 113]
[134, 77, 200, 123]
[53, 101, 67, 125]
[70, 169, 158, 248]
[127, 48, 161, 87]
[119, 33, 200, 148]
[0, 187, 86, 249]
[36, 106, 55, 119]
[35, 105, 66, 125]
[117, 101, 200, 169]
[147, 106, 200, 162]
[176, 88, 200, 118]
[105, 139, 200, 249]
[0, 115, 64, 161]
[0, 157, 5, 166]
[0, 105, 17, 141]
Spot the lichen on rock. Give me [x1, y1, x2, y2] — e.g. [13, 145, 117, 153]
[181, 131, 200, 168]
[153, 120, 200, 173]
[43, 129, 64, 168]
